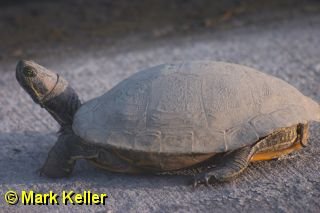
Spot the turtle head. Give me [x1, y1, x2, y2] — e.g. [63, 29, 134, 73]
[16, 60, 81, 127]
[16, 60, 61, 105]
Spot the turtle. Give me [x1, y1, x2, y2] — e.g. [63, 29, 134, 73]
[16, 60, 320, 186]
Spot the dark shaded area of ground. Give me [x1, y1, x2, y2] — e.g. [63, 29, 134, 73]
[1, 0, 320, 64]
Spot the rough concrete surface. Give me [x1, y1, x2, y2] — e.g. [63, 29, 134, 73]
[1, 1, 320, 212]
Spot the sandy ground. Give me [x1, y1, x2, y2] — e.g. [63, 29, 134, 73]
[1, 1, 320, 212]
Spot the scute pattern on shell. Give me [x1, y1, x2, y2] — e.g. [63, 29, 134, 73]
[73, 61, 320, 154]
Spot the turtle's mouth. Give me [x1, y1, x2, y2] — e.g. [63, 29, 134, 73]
[16, 60, 59, 105]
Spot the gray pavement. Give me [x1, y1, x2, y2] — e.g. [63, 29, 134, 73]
[1, 1, 320, 212]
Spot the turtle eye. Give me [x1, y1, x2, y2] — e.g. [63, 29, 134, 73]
[23, 66, 36, 77]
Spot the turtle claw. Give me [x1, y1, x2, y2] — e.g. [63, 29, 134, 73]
[193, 173, 212, 187]
[37, 168, 43, 177]
[39, 162, 73, 178]
[38, 166, 49, 177]
[192, 179, 199, 188]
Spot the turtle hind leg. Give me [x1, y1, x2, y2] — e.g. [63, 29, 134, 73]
[250, 123, 308, 161]
[193, 146, 252, 187]
[193, 124, 305, 186]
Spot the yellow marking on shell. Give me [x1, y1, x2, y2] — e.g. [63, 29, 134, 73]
[250, 141, 303, 162]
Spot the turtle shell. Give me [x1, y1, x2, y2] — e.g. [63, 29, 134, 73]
[73, 61, 319, 157]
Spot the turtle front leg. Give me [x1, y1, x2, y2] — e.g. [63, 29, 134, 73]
[41, 129, 99, 178]
[193, 146, 252, 187]
[40, 132, 77, 178]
